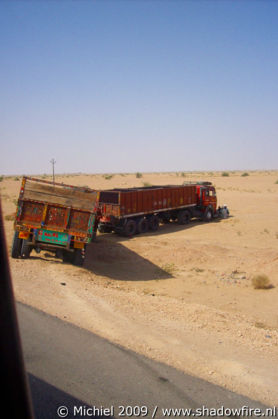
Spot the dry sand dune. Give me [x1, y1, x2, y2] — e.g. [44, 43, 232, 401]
[1, 171, 278, 405]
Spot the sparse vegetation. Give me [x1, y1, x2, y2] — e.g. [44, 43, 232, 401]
[161, 263, 176, 275]
[136, 172, 142, 178]
[0, 175, 3, 182]
[263, 228, 269, 234]
[254, 321, 267, 329]
[192, 267, 204, 273]
[142, 182, 152, 187]
[222, 171, 229, 177]
[5, 213, 15, 221]
[13, 176, 20, 181]
[275, 180, 278, 184]
[103, 174, 113, 180]
[251, 274, 272, 290]
[181, 172, 186, 177]
[241, 172, 249, 177]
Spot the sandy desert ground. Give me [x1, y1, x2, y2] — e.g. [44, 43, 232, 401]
[1, 170, 278, 406]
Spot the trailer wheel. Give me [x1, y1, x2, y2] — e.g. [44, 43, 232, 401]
[203, 207, 213, 222]
[137, 218, 148, 234]
[11, 232, 22, 259]
[98, 223, 113, 233]
[160, 212, 171, 224]
[114, 227, 124, 235]
[148, 216, 159, 231]
[55, 249, 63, 259]
[21, 239, 31, 258]
[62, 250, 73, 263]
[72, 249, 84, 266]
[98, 224, 106, 233]
[123, 219, 137, 237]
[177, 210, 191, 225]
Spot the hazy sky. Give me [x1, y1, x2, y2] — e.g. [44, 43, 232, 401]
[1, 1, 277, 175]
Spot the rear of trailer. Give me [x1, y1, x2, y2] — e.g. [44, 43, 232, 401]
[12, 177, 99, 265]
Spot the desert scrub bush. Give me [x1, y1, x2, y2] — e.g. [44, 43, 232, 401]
[161, 263, 176, 275]
[0, 175, 3, 182]
[5, 213, 15, 221]
[191, 267, 204, 273]
[251, 274, 272, 289]
[241, 172, 249, 177]
[221, 171, 229, 177]
[103, 174, 113, 180]
[275, 180, 278, 184]
[181, 172, 186, 177]
[13, 176, 20, 181]
[136, 172, 142, 178]
[254, 321, 267, 329]
[142, 181, 152, 187]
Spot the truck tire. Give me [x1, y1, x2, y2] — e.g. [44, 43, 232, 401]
[137, 218, 148, 234]
[62, 250, 73, 263]
[114, 227, 124, 235]
[123, 219, 137, 237]
[55, 249, 63, 259]
[148, 215, 159, 231]
[72, 249, 84, 266]
[203, 207, 213, 222]
[21, 239, 31, 258]
[11, 232, 22, 258]
[97, 224, 105, 233]
[160, 212, 171, 224]
[98, 223, 113, 233]
[177, 210, 191, 225]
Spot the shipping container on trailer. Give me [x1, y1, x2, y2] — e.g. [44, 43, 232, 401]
[11, 177, 100, 265]
[98, 182, 220, 236]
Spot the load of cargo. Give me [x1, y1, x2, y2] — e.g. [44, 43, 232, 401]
[11, 177, 228, 265]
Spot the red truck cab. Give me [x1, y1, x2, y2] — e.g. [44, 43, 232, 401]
[195, 182, 217, 220]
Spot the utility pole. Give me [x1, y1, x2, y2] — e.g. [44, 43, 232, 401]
[50, 158, 56, 184]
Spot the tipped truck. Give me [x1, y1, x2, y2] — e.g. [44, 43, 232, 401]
[12, 177, 99, 265]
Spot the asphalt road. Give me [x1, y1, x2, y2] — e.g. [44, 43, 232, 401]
[17, 302, 268, 419]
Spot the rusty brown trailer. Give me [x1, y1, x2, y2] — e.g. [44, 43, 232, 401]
[98, 184, 200, 236]
[99, 185, 197, 218]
